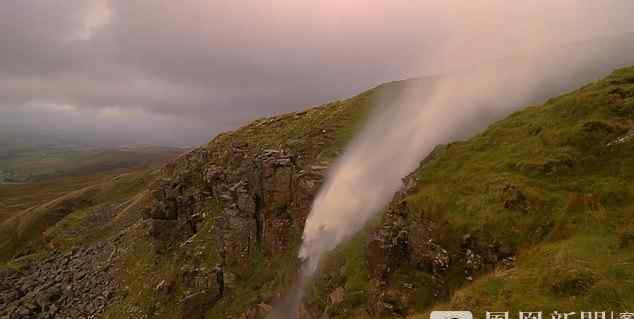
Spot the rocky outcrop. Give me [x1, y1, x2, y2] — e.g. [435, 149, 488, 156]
[366, 196, 449, 315]
[366, 194, 516, 316]
[361, 148, 518, 316]
[142, 144, 326, 273]
[0, 136, 517, 318]
[132, 135, 519, 318]
[607, 125, 634, 146]
[0, 241, 121, 319]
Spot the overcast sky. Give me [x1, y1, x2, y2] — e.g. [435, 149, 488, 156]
[2, 1, 634, 146]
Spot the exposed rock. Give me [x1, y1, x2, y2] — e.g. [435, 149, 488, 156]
[607, 126, 634, 146]
[0, 242, 121, 319]
[329, 287, 345, 305]
[501, 184, 529, 211]
[130, 135, 521, 318]
[155, 279, 175, 296]
[515, 156, 574, 175]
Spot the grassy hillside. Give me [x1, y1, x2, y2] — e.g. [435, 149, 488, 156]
[408, 66, 634, 315]
[0, 169, 161, 263]
[312, 66, 634, 318]
[97, 66, 633, 319]
[0, 146, 184, 263]
[102, 84, 386, 319]
[0, 146, 183, 225]
[2, 66, 632, 319]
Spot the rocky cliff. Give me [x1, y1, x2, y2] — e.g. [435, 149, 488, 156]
[2, 66, 634, 319]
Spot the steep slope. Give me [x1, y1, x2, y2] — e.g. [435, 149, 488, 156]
[310, 66, 634, 317]
[143, 68, 634, 317]
[103, 66, 633, 319]
[2, 66, 633, 319]
[0, 169, 163, 318]
[0, 150, 183, 318]
[411, 67, 634, 315]
[102, 85, 383, 319]
[0, 83, 385, 319]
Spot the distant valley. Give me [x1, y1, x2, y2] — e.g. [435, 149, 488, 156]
[0, 144, 187, 183]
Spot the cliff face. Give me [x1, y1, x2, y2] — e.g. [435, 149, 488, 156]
[2, 67, 634, 319]
[103, 67, 634, 318]
[144, 145, 322, 270]
[123, 66, 634, 319]
[104, 90, 380, 319]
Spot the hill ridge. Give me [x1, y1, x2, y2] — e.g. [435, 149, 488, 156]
[1, 66, 633, 318]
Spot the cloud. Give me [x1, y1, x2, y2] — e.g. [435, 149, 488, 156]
[2, 1, 634, 146]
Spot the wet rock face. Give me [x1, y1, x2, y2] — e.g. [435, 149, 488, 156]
[134, 137, 513, 318]
[0, 242, 120, 319]
[134, 143, 330, 316]
[367, 197, 451, 314]
[143, 144, 325, 269]
[408, 218, 449, 274]
[365, 172, 516, 316]
[367, 208, 409, 280]
[140, 140, 518, 317]
[174, 265, 225, 319]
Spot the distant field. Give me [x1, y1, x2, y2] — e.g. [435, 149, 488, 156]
[0, 172, 121, 224]
[0, 167, 158, 262]
[0, 145, 185, 225]
[0, 144, 185, 261]
[0, 145, 186, 182]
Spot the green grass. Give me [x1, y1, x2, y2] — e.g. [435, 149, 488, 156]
[105, 66, 634, 318]
[208, 88, 378, 163]
[0, 169, 156, 263]
[103, 198, 302, 319]
[396, 66, 634, 317]
[0, 146, 182, 262]
[103, 227, 185, 319]
[7, 65, 631, 318]
[0, 172, 113, 223]
[307, 229, 374, 319]
[422, 232, 634, 317]
[99, 78, 401, 319]
[275, 66, 634, 317]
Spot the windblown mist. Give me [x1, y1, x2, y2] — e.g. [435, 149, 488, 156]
[277, 1, 634, 317]
[299, 42, 634, 278]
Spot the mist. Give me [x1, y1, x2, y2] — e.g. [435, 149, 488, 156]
[274, 1, 634, 318]
[299, 41, 634, 275]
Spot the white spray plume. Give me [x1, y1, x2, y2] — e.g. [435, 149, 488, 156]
[270, 1, 634, 318]
[298, 39, 634, 277]
[298, 68, 531, 275]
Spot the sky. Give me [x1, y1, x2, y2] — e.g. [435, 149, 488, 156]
[2, 1, 634, 146]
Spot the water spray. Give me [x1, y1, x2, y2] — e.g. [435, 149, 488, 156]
[269, 33, 634, 319]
